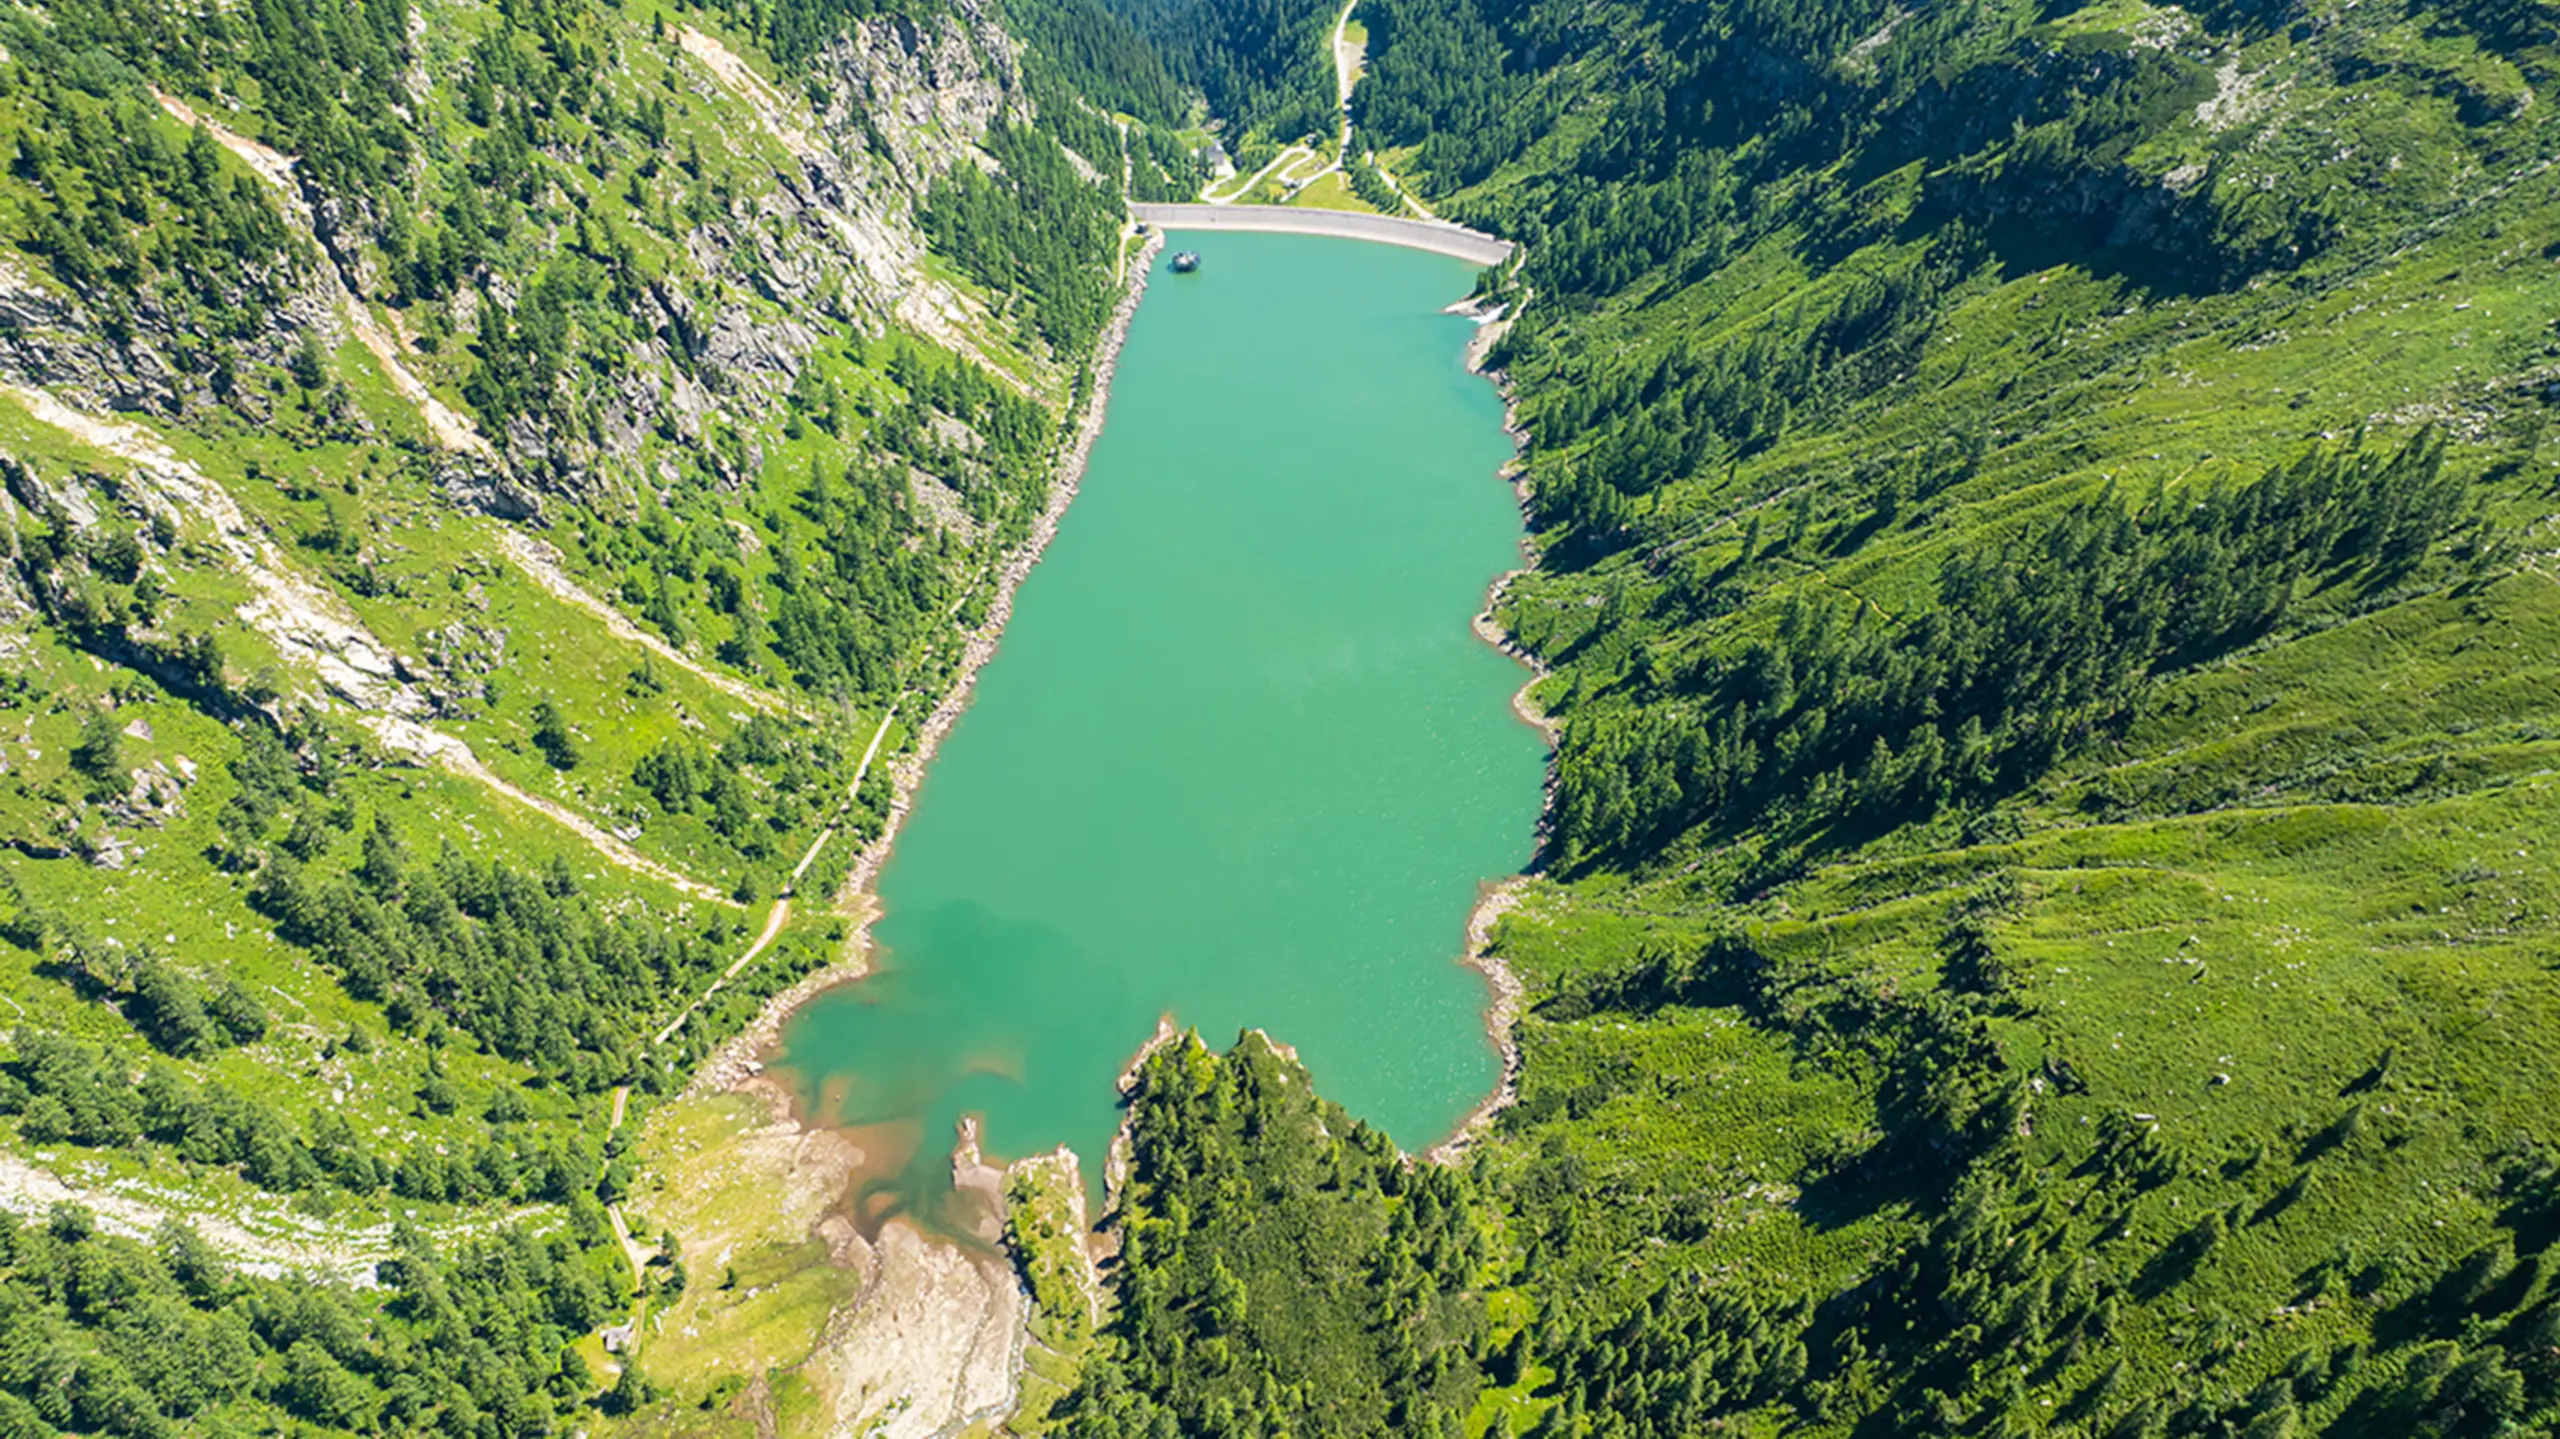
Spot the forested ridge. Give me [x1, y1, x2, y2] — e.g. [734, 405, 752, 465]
[1050, 0, 2560, 1436]
[1103, 0, 1337, 152]
[0, 0, 1160, 1423]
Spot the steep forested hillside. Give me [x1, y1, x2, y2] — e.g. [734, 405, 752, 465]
[1067, 1, 2560, 1437]
[1103, 0, 1338, 149]
[0, 0, 1168, 1426]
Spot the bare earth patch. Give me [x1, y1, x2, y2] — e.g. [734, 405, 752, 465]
[630, 1083, 1029, 1437]
[0, 1151, 388, 1283]
[807, 1219, 1024, 1439]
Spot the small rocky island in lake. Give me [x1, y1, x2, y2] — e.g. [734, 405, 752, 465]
[1171, 250, 1201, 273]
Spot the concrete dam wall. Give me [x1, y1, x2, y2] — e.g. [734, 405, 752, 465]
[1130, 204, 1516, 268]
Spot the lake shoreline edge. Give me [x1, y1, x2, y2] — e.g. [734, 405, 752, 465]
[687, 233, 1166, 1101]
[1427, 296, 1553, 1168]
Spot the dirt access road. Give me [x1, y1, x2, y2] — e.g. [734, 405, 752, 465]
[647, 705, 899, 1051]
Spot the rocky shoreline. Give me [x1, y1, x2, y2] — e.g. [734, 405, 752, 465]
[688, 235, 1166, 1098]
[1425, 878, 1533, 1165]
[1098, 1016, 1182, 1220]
[1427, 292, 1552, 1168]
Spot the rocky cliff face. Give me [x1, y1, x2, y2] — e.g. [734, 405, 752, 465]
[819, 0, 1030, 191]
[0, 0, 1061, 509]
[540, 5, 1066, 493]
[0, 243, 336, 424]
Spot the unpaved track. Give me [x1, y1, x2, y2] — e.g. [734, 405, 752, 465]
[647, 900, 789, 1048]
[358, 715, 740, 906]
[648, 707, 897, 1047]
[153, 92, 493, 458]
[1224, 0, 1363, 206]
[1205, 145, 1312, 204]
[1334, 0, 1364, 108]
[1206, 0, 1358, 206]
[608, 1200, 655, 1295]
[1322, 3, 1442, 220]
[1374, 155, 1439, 220]
[497, 530, 804, 718]
[3, 384, 737, 905]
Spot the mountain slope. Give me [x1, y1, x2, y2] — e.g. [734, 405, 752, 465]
[0, 0, 1169, 1428]
[1061, 2, 2560, 1438]
[12, 0, 2560, 1432]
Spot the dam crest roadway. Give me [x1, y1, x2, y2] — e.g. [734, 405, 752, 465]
[1129, 203, 1516, 267]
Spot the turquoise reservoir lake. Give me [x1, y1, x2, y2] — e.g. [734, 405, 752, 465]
[776, 232, 1542, 1186]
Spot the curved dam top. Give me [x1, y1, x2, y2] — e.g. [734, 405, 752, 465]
[1131, 203, 1516, 267]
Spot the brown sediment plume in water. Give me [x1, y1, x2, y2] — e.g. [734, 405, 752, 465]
[750, 1053, 1010, 1256]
